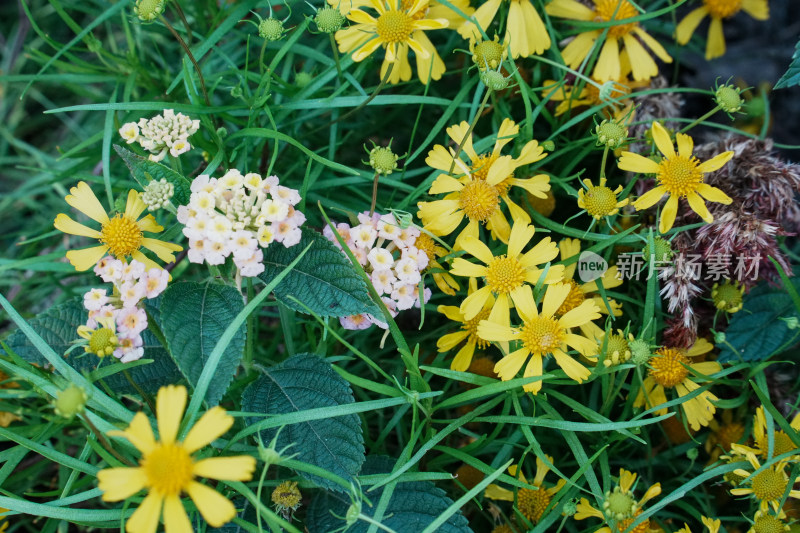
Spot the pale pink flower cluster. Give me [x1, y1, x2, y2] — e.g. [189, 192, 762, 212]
[82, 257, 169, 362]
[324, 211, 431, 330]
[119, 109, 200, 162]
[177, 169, 306, 277]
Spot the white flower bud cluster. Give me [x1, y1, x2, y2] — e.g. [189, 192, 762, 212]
[119, 109, 200, 162]
[141, 178, 175, 211]
[177, 170, 306, 277]
[78, 258, 169, 363]
[323, 211, 431, 330]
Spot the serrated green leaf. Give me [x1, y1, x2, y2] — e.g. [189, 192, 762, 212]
[159, 281, 246, 406]
[114, 145, 192, 205]
[3, 298, 182, 394]
[718, 278, 800, 362]
[306, 456, 472, 533]
[241, 353, 365, 491]
[258, 228, 379, 317]
[775, 39, 800, 90]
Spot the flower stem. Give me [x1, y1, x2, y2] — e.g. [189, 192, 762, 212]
[600, 145, 610, 180]
[679, 105, 722, 134]
[160, 15, 211, 109]
[329, 34, 343, 81]
[369, 171, 380, 216]
[81, 414, 135, 467]
[122, 369, 155, 414]
[448, 87, 492, 176]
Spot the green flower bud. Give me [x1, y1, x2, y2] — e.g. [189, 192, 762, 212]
[315, 7, 345, 33]
[595, 119, 628, 149]
[54, 385, 88, 419]
[368, 146, 400, 175]
[629, 339, 652, 366]
[295, 71, 313, 88]
[715, 84, 744, 114]
[480, 70, 509, 92]
[133, 0, 166, 22]
[471, 37, 504, 71]
[642, 237, 673, 264]
[712, 280, 744, 313]
[259, 18, 285, 41]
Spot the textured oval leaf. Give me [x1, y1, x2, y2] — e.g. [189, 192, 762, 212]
[718, 278, 800, 362]
[159, 281, 246, 406]
[307, 456, 472, 533]
[258, 228, 380, 318]
[242, 353, 365, 491]
[3, 297, 182, 393]
[775, 39, 800, 90]
[114, 144, 191, 205]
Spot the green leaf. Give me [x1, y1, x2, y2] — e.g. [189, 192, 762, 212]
[159, 281, 246, 406]
[775, 39, 800, 90]
[257, 228, 379, 318]
[718, 278, 800, 362]
[306, 456, 472, 533]
[241, 353, 365, 491]
[114, 145, 192, 205]
[3, 298, 182, 394]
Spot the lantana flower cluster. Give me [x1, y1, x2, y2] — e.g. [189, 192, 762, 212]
[177, 169, 306, 277]
[119, 109, 200, 162]
[77, 257, 169, 363]
[324, 212, 431, 330]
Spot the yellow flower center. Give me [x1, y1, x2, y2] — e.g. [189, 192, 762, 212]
[656, 155, 703, 198]
[702, 0, 741, 18]
[520, 316, 565, 356]
[593, 0, 639, 39]
[414, 233, 437, 264]
[101, 214, 143, 258]
[271, 480, 302, 509]
[376, 10, 413, 43]
[556, 280, 586, 316]
[583, 185, 619, 217]
[616, 511, 651, 533]
[459, 180, 500, 222]
[485, 255, 525, 295]
[603, 487, 636, 520]
[142, 443, 195, 495]
[463, 308, 491, 350]
[648, 347, 689, 388]
[713, 422, 745, 452]
[517, 487, 551, 523]
[604, 333, 631, 365]
[754, 513, 787, 533]
[751, 468, 787, 502]
[471, 153, 512, 195]
[769, 432, 797, 457]
[88, 327, 118, 357]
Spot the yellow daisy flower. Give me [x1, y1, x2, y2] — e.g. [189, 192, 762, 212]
[618, 121, 734, 233]
[545, 0, 673, 82]
[477, 282, 600, 394]
[730, 451, 800, 513]
[704, 409, 746, 464]
[676, 0, 768, 60]
[437, 279, 494, 371]
[734, 406, 800, 460]
[334, 0, 449, 85]
[97, 385, 256, 533]
[557, 238, 623, 339]
[577, 178, 630, 220]
[457, 0, 551, 58]
[450, 222, 564, 327]
[633, 338, 721, 431]
[54, 182, 182, 271]
[747, 509, 790, 533]
[417, 118, 550, 247]
[574, 468, 661, 533]
[484, 455, 567, 524]
[330, 0, 474, 30]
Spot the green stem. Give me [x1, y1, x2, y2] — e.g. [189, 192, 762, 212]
[160, 15, 211, 109]
[448, 88, 492, 176]
[122, 369, 155, 414]
[329, 33, 343, 81]
[369, 171, 380, 216]
[81, 414, 135, 467]
[679, 105, 722, 134]
[599, 145, 609, 180]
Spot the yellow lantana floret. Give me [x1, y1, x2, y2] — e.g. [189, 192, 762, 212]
[618, 121, 734, 233]
[97, 385, 256, 533]
[54, 181, 182, 271]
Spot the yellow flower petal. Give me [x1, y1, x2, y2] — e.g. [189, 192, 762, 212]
[460, 285, 492, 320]
[507, 223, 534, 259]
[65, 182, 109, 224]
[136, 214, 164, 234]
[741, 0, 768, 19]
[651, 122, 675, 159]
[658, 194, 680, 233]
[163, 494, 192, 533]
[520, 236, 558, 267]
[522, 353, 544, 393]
[559, 300, 600, 330]
[705, 17, 726, 60]
[130, 250, 164, 273]
[514, 140, 546, 167]
[541, 283, 570, 317]
[675, 133, 694, 158]
[545, 0, 594, 20]
[697, 151, 734, 173]
[503, 195, 531, 225]
[451, 340, 476, 372]
[182, 406, 234, 454]
[509, 285, 537, 322]
[445, 122, 477, 160]
[633, 185, 667, 210]
[141, 238, 182, 263]
[65, 245, 110, 271]
[186, 481, 238, 528]
[352, 36, 383, 62]
[508, 175, 550, 197]
[54, 213, 101, 238]
[552, 349, 591, 383]
[438, 330, 470, 352]
[575, 497, 603, 520]
[494, 347, 529, 382]
[193, 455, 257, 481]
[695, 183, 732, 204]
[156, 384, 187, 445]
[634, 27, 672, 63]
[125, 190, 148, 222]
[675, 6, 708, 44]
[108, 412, 156, 454]
[686, 192, 713, 223]
[477, 320, 515, 342]
[450, 258, 488, 279]
[460, 235, 495, 265]
[517, 0, 550, 56]
[593, 37, 620, 82]
[457, 0, 502, 40]
[618, 152, 660, 174]
[622, 33, 658, 81]
[126, 491, 163, 533]
[425, 145, 458, 173]
[97, 467, 147, 502]
[486, 155, 515, 185]
[561, 30, 600, 68]
[484, 484, 514, 501]
[437, 305, 464, 323]
[347, 8, 376, 24]
[565, 332, 599, 357]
